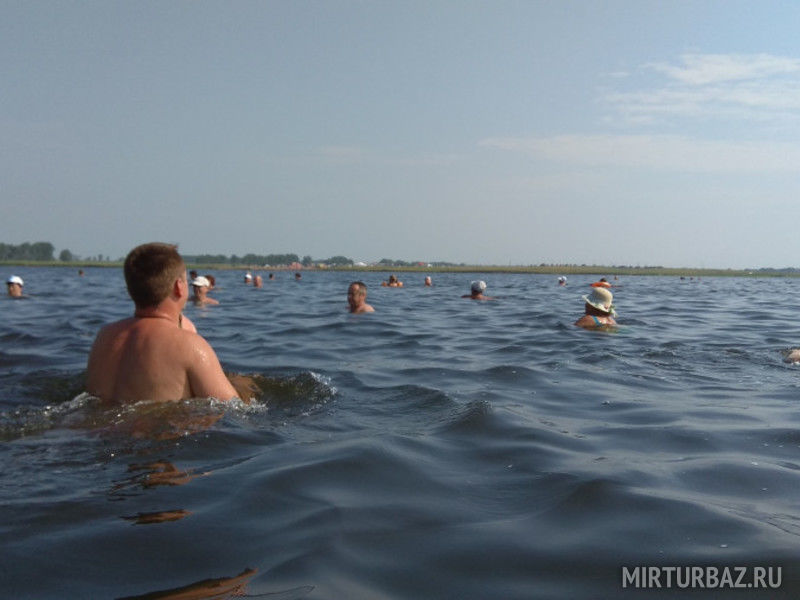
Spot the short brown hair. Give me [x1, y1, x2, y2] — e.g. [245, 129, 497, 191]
[349, 281, 367, 294]
[124, 243, 185, 308]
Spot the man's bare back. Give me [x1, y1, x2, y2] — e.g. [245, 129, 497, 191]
[87, 316, 235, 403]
[85, 242, 237, 404]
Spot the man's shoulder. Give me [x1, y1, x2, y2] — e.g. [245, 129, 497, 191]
[96, 317, 137, 337]
[98, 317, 199, 345]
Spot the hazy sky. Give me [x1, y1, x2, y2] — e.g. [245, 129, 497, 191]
[3, 1, 800, 268]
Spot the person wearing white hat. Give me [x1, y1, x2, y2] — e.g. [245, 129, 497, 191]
[6, 275, 24, 298]
[191, 276, 219, 306]
[575, 286, 617, 330]
[462, 280, 494, 301]
[244, 272, 253, 284]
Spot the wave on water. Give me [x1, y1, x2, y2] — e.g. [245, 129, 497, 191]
[0, 370, 337, 442]
[0, 392, 93, 441]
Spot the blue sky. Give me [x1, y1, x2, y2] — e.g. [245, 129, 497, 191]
[2, 1, 800, 268]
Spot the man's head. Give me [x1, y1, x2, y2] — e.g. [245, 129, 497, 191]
[191, 276, 211, 296]
[124, 243, 186, 308]
[6, 275, 23, 298]
[471, 280, 487, 295]
[348, 281, 367, 310]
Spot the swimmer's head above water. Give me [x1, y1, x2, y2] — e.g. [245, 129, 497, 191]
[124, 244, 186, 309]
[348, 281, 374, 313]
[575, 287, 618, 330]
[6, 275, 24, 297]
[462, 280, 494, 300]
[582, 287, 616, 316]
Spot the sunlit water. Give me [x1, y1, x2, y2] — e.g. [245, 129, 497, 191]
[2, 267, 800, 599]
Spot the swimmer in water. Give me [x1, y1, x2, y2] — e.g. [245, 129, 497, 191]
[590, 277, 612, 288]
[85, 242, 237, 403]
[191, 276, 219, 305]
[462, 280, 494, 300]
[575, 287, 617, 330]
[253, 274, 263, 288]
[295, 272, 302, 281]
[424, 276, 433, 287]
[347, 281, 375, 313]
[381, 274, 403, 287]
[244, 272, 253, 284]
[558, 276, 567, 286]
[6, 275, 24, 298]
[786, 349, 800, 363]
[205, 274, 216, 290]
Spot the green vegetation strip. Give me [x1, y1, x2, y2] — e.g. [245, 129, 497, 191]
[2, 260, 797, 278]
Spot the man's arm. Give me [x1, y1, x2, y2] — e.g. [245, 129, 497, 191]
[85, 327, 109, 397]
[227, 374, 259, 403]
[186, 335, 238, 400]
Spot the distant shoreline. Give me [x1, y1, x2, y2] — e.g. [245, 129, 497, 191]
[1, 260, 796, 278]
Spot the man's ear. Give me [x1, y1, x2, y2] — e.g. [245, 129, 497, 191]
[173, 277, 186, 300]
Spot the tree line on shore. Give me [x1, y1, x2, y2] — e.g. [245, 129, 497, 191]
[0, 242, 447, 268]
[182, 253, 353, 266]
[174, 254, 465, 268]
[0, 242, 59, 262]
[4, 241, 800, 275]
[0, 242, 111, 262]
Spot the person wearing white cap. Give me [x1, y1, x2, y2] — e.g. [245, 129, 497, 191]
[6, 275, 24, 298]
[244, 272, 253, 284]
[461, 280, 494, 301]
[86, 242, 237, 403]
[190, 276, 219, 306]
[575, 286, 617, 330]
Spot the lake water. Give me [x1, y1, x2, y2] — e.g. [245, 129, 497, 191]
[2, 267, 800, 599]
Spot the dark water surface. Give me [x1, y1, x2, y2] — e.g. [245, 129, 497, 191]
[3, 267, 800, 599]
